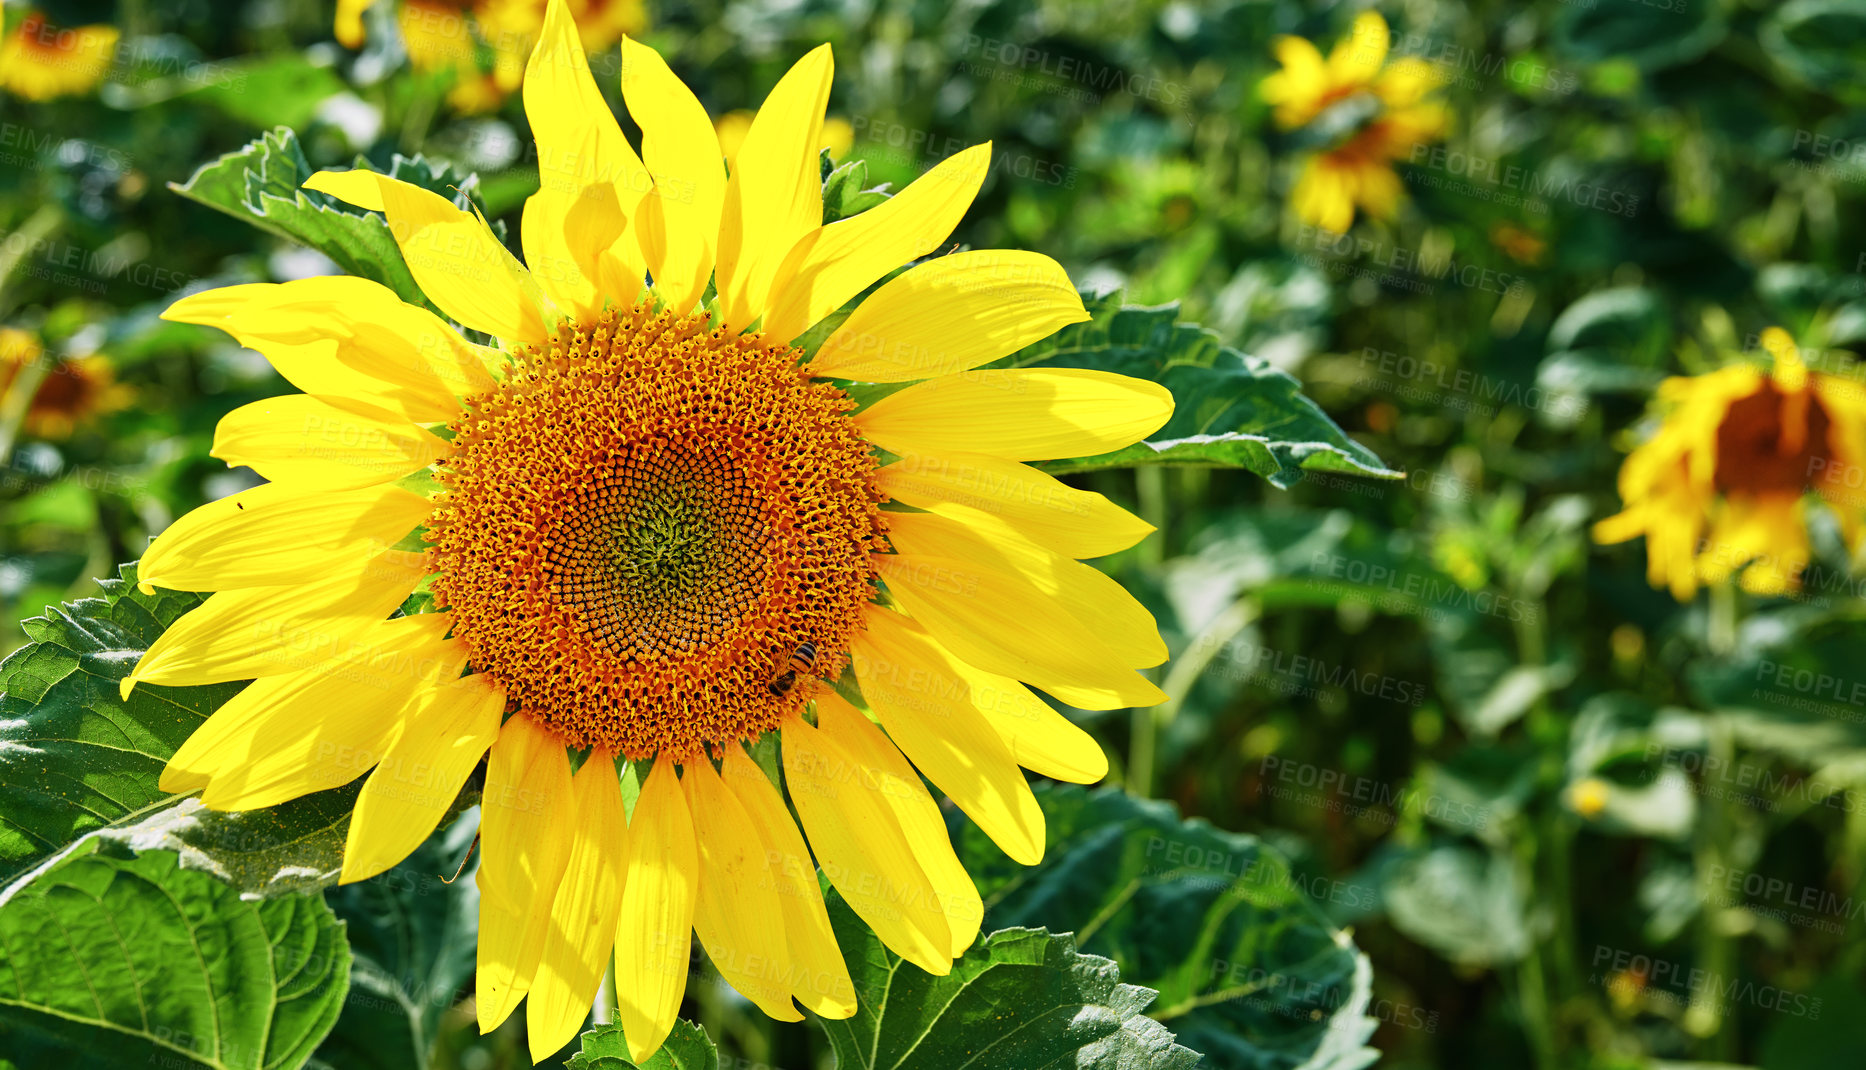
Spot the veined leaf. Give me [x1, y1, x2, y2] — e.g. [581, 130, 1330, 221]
[565, 1019, 718, 1069]
[1001, 293, 1399, 487]
[0, 841, 350, 1070]
[952, 785, 1379, 1070]
[821, 901, 1200, 1070]
[169, 128, 495, 317]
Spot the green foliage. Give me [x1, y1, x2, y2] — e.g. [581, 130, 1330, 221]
[566, 1021, 719, 1070]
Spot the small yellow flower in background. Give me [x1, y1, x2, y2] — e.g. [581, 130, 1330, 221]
[134, 0, 1171, 1062]
[0, 10, 119, 101]
[0, 328, 133, 439]
[337, 0, 647, 110]
[1568, 777, 1611, 819]
[1490, 221, 1546, 266]
[1595, 328, 1866, 599]
[1261, 11, 1446, 233]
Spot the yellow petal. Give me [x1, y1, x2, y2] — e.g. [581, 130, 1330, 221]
[164, 278, 494, 422]
[716, 747, 856, 1018]
[810, 250, 1088, 380]
[884, 508, 1164, 668]
[765, 144, 994, 344]
[163, 615, 459, 809]
[843, 615, 1044, 864]
[124, 547, 428, 695]
[714, 45, 832, 330]
[613, 760, 698, 1064]
[212, 395, 451, 490]
[779, 711, 952, 975]
[523, 0, 642, 312]
[138, 482, 432, 594]
[856, 605, 1106, 784]
[1329, 11, 1389, 85]
[476, 715, 577, 1033]
[527, 754, 629, 1062]
[621, 37, 727, 315]
[335, 0, 375, 47]
[304, 169, 546, 344]
[341, 671, 504, 883]
[683, 760, 802, 1021]
[873, 451, 1154, 559]
[813, 693, 985, 954]
[856, 368, 1173, 462]
[873, 556, 1167, 710]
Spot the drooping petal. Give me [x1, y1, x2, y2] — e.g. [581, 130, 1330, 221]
[764, 144, 994, 344]
[683, 759, 801, 1021]
[714, 44, 832, 330]
[809, 250, 1087, 381]
[476, 715, 576, 1033]
[161, 615, 459, 808]
[522, 0, 642, 312]
[341, 671, 505, 883]
[855, 606, 1107, 785]
[813, 693, 985, 954]
[873, 451, 1154, 559]
[137, 482, 433, 595]
[884, 507, 1165, 668]
[716, 747, 855, 1018]
[305, 169, 546, 343]
[212, 395, 451, 490]
[164, 278, 495, 422]
[613, 760, 698, 1064]
[779, 711, 952, 974]
[527, 754, 629, 1062]
[621, 37, 727, 315]
[124, 547, 428, 695]
[873, 554, 1167, 710]
[855, 368, 1173, 461]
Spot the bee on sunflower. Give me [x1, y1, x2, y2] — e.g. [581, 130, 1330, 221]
[0, 9, 119, 101]
[1594, 328, 1866, 599]
[130, 0, 1171, 1062]
[1261, 11, 1447, 233]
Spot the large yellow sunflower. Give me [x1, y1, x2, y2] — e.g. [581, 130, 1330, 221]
[0, 10, 119, 101]
[1595, 328, 1866, 598]
[128, 0, 1170, 1062]
[1261, 11, 1446, 233]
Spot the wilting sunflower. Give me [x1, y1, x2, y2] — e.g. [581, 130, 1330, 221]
[1595, 328, 1866, 599]
[336, 0, 645, 111]
[1261, 11, 1446, 233]
[0, 10, 119, 101]
[0, 328, 132, 439]
[130, 0, 1170, 1062]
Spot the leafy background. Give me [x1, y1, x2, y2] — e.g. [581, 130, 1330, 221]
[2, 0, 1864, 1067]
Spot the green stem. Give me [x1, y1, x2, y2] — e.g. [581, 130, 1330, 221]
[1127, 465, 1170, 798]
[1687, 715, 1737, 1057]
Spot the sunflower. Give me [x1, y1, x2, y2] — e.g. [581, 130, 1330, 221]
[1594, 328, 1866, 599]
[0, 10, 119, 101]
[336, 0, 646, 111]
[1261, 11, 1446, 233]
[129, 0, 1170, 1062]
[0, 328, 133, 439]
[718, 109, 854, 172]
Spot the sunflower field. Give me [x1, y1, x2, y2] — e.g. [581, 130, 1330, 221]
[2, 0, 1864, 1067]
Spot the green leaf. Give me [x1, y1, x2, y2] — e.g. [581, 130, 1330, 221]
[1380, 843, 1531, 968]
[565, 1019, 718, 1069]
[0, 840, 351, 1070]
[822, 158, 894, 224]
[1762, 0, 1866, 89]
[168, 129, 493, 316]
[951, 785, 1377, 1070]
[1003, 294, 1398, 487]
[313, 820, 482, 1070]
[1553, 0, 1726, 70]
[821, 901, 1200, 1069]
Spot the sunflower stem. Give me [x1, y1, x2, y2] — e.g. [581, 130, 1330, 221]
[590, 959, 614, 1027]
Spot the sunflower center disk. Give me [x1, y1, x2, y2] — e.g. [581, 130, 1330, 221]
[426, 305, 887, 761]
